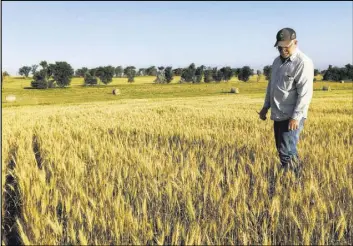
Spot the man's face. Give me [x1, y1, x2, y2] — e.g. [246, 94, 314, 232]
[277, 40, 297, 58]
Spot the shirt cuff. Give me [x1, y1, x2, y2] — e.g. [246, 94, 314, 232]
[291, 111, 302, 121]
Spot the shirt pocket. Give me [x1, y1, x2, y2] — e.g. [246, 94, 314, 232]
[281, 74, 295, 91]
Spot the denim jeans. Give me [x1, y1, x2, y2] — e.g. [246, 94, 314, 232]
[274, 117, 306, 169]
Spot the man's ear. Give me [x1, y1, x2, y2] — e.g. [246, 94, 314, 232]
[294, 39, 298, 45]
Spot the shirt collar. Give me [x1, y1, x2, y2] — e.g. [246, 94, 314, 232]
[288, 48, 299, 61]
[279, 48, 299, 63]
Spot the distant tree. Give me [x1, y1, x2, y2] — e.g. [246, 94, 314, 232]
[256, 70, 262, 82]
[36, 61, 54, 81]
[263, 65, 272, 81]
[75, 67, 88, 77]
[84, 72, 98, 86]
[96, 66, 115, 84]
[220, 66, 233, 82]
[213, 68, 224, 82]
[115, 66, 124, 77]
[194, 65, 205, 83]
[154, 67, 166, 83]
[251, 69, 255, 76]
[40, 61, 48, 70]
[238, 66, 252, 82]
[345, 64, 353, 80]
[89, 68, 97, 77]
[31, 70, 48, 89]
[31, 61, 72, 89]
[211, 67, 218, 81]
[181, 63, 196, 82]
[165, 67, 173, 83]
[47, 64, 56, 79]
[204, 68, 214, 83]
[2, 71, 9, 87]
[75, 69, 82, 77]
[314, 69, 319, 76]
[146, 66, 157, 76]
[81, 67, 88, 76]
[31, 65, 38, 75]
[52, 61, 74, 87]
[232, 68, 241, 77]
[137, 68, 146, 76]
[124, 66, 136, 83]
[322, 64, 351, 81]
[173, 68, 183, 76]
[18, 66, 32, 78]
[2, 71, 9, 78]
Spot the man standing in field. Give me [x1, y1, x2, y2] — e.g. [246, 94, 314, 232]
[259, 28, 314, 175]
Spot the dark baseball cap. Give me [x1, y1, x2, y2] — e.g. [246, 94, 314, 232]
[274, 28, 296, 47]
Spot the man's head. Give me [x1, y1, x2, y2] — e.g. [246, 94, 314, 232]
[274, 28, 298, 59]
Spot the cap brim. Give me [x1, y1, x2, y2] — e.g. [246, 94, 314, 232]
[274, 40, 292, 47]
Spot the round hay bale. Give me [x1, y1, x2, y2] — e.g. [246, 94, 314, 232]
[230, 87, 239, 94]
[112, 89, 121, 95]
[322, 86, 331, 91]
[340, 80, 344, 84]
[5, 95, 16, 102]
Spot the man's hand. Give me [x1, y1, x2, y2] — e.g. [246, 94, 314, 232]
[258, 107, 268, 121]
[289, 118, 299, 131]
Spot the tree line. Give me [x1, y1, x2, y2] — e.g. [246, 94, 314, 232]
[10, 62, 353, 89]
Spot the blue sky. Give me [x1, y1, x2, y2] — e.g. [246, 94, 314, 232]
[2, 1, 352, 75]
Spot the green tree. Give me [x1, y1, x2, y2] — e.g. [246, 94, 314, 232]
[31, 65, 38, 75]
[232, 68, 241, 77]
[96, 66, 115, 84]
[154, 67, 166, 84]
[124, 66, 136, 83]
[213, 68, 224, 82]
[115, 66, 124, 77]
[345, 64, 353, 80]
[89, 68, 97, 77]
[238, 66, 252, 82]
[220, 66, 233, 82]
[181, 63, 196, 82]
[52, 61, 74, 87]
[146, 66, 157, 76]
[137, 68, 146, 76]
[2, 71, 10, 77]
[165, 67, 173, 83]
[31, 70, 48, 89]
[263, 65, 272, 81]
[194, 65, 205, 83]
[173, 68, 183, 76]
[204, 68, 214, 83]
[18, 66, 32, 78]
[75, 67, 88, 77]
[40, 61, 48, 70]
[84, 72, 98, 86]
[314, 69, 319, 76]
[256, 70, 262, 82]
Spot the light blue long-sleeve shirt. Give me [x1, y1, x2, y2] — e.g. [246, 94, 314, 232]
[263, 49, 314, 121]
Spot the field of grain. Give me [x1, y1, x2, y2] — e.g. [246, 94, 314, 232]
[1, 76, 353, 245]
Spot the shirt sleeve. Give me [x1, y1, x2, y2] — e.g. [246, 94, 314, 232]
[263, 78, 271, 110]
[263, 63, 275, 110]
[292, 59, 314, 120]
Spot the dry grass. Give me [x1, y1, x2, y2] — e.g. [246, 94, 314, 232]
[1, 89, 353, 245]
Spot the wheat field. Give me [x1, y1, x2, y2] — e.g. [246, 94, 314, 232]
[1, 78, 353, 245]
